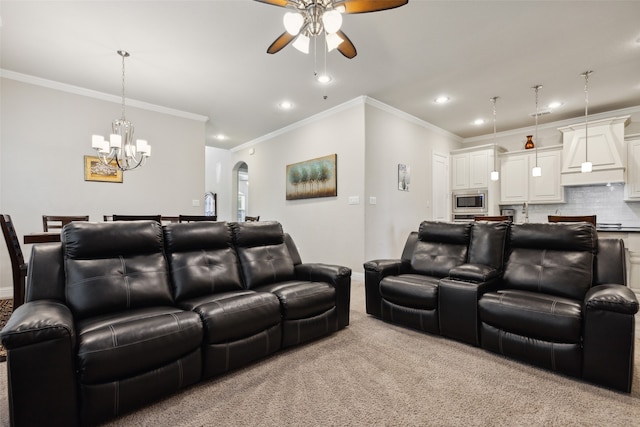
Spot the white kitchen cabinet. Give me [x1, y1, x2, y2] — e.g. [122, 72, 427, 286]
[500, 146, 564, 204]
[451, 149, 490, 190]
[624, 134, 640, 200]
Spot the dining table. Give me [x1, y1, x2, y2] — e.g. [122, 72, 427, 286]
[23, 232, 61, 244]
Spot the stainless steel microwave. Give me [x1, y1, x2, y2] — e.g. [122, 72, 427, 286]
[452, 189, 487, 213]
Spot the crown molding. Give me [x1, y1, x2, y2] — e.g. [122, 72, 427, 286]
[363, 96, 463, 142]
[1, 69, 209, 122]
[464, 104, 640, 144]
[232, 97, 365, 152]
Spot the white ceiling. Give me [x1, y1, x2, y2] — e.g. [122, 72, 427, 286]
[1, 1, 639, 149]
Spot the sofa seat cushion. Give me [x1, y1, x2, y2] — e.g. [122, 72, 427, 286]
[179, 290, 281, 343]
[256, 281, 335, 320]
[380, 274, 439, 310]
[76, 307, 203, 384]
[479, 290, 582, 343]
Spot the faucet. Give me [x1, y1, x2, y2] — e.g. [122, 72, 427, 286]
[522, 202, 529, 223]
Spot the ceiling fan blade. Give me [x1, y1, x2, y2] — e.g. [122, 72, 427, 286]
[253, 0, 291, 7]
[337, 0, 408, 14]
[267, 32, 296, 54]
[336, 30, 357, 59]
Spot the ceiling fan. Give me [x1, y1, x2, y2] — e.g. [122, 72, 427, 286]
[255, 0, 409, 59]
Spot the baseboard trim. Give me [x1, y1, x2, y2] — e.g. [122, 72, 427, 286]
[0, 287, 12, 299]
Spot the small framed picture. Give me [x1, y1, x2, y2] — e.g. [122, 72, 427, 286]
[84, 155, 123, 183]
[398, 164, 410, 191]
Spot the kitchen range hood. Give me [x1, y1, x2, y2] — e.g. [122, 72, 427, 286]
[559, 115, 630, 186]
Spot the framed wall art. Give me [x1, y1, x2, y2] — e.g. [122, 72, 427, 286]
[398, 164, 410, 191]
[84, 155, 123, 183]
[286, 154, 337, 200]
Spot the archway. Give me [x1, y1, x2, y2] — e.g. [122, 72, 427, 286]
[233, 162, 249, 221]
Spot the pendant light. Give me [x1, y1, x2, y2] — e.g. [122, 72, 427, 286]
[581, 71, 594, 173]
[531, 85, 542, 177]
[490, 96, 500, 181]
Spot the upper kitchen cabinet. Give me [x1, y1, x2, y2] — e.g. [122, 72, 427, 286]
[450, 145, 504, 190]
[499, 146, 564, 204]
[559, 116, 629, 186]
[624, 134, 640, 200]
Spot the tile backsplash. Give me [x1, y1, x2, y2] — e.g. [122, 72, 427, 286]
[502, 183, 640, 226]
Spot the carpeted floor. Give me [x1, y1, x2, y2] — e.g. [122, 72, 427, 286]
[0, 299, 12, 363]
[1, 282, 639, 426]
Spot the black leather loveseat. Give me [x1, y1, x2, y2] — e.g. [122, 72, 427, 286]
[364, 220, 638, 392]
[0, 220, 351, 426]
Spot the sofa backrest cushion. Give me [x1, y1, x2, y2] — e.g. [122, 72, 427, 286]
[62, 221, 173, 320]
[163, 222, 244, 301]
[232, 221, 295, 289]
[411, 221, 472, 277]
[503, 222, 596, 300]
[468, 221, 509, 270]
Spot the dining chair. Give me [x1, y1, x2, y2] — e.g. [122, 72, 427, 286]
[1, 214, 26, 308]
[178, 215, 217, 223]
[245, 216, 260, 222]
[42, 215, 90, 232]
[161, 216, 180, 224]
[548, 215, 597, 226]
[112, 215, 162, 223]
[474, 215, 511, 222]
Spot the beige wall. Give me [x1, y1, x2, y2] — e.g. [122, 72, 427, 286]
[0, 78, 207, 297]
[229, 102, 367, 273]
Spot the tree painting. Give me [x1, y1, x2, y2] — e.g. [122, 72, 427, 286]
[286, 154, 337, 200]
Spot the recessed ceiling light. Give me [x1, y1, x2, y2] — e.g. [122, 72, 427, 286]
[279, 101, 293, 110]
[434, 96, 450, 104]
[548, 101, 563, 109]
[474, 118, 485, 125]
[215, 134, 226, 140]
[316, 74, 332, 84]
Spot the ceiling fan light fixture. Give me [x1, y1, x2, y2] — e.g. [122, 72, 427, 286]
[292, 34, 310, 54]
[326, 31, 344, 52]
[322, 9, 343, 34]
[283, 12, 304, 35]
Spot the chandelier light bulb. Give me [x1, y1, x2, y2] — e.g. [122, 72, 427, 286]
[292, 34, 310, 54]
[283, 12, 304, 35]
[322, 9, 343, 34]
[325, 31, 344, 52]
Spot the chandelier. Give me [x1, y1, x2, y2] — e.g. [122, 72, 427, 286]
[91, 50, 151, 171]
[581, 70, 594, 173]
[490, 96, 500, 181]
[531, 84, 542, 177]
[283, 2, 346, 54]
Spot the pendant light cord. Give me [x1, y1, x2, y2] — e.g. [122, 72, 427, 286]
[491, 96, 499, 171]
[583, 71, 592, 162]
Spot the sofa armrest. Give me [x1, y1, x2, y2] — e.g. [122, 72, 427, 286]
[1, 300, 76, 349]
[1, 300, 80, 426]
[295, 263, 352, 329]
[583, 284, 638, 393]
[363, 259, 408, 318]
[584, 284, 639, 315]
[448, 263, 501, 283]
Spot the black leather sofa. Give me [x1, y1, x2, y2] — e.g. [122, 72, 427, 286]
[364, 220, 638, 392]
[0, 220, 351, 426]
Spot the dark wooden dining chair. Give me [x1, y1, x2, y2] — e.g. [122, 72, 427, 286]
[548, 215, 597, 226]
[474, 216, 511, 222]
[1, 214, 26, 308]
[245, 216, 260, 222]
[42, 215, 90, 232]
[178, 215, 217, 223]
[112, 215, 162, 223]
